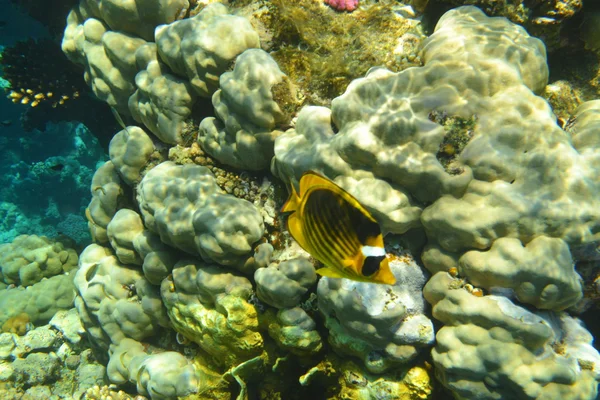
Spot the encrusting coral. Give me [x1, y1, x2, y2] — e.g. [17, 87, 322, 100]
[155, 3, 260, 98]
[424, 272, 600, 399]
[1, 313, 32, 336]
[324, 0, 359, 12]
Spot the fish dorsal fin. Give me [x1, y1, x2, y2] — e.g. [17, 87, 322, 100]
[281, 178, 301, 213]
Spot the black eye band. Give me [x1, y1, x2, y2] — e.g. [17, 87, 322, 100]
[362, 255, 385, 276]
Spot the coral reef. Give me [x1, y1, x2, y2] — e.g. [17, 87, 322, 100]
[45, 0, 600, 398]
[270, 4, 600, 398]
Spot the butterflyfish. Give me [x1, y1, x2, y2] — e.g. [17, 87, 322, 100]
[281, 171, 396, 285]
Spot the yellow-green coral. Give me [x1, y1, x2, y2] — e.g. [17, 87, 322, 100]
[161, 265, 264, 369]
[298, 355, 433, 400]
[1, 312, 32, 336]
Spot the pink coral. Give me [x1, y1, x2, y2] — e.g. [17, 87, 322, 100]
[324, 0, 358, 12]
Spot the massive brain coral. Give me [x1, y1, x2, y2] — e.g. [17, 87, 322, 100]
[0, 235, 78, 287]
[424, 272, 600, 400]
[136, 161, 264, 267]
[155, 3, 260, 98]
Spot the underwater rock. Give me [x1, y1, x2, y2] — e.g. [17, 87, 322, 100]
[12, 352, 61, 386]
[317, 253, 434, 373]
[49, 309, 86, 345]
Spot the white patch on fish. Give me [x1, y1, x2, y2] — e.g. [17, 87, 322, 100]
[361, 245, 386, 257]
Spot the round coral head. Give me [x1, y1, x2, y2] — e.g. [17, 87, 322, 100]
[324, 0, 359, 11]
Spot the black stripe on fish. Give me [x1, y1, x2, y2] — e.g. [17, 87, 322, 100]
[305, 200, 341, 268]
[334, 199, 360, 254]
[347, 204, 381, 245]
[308, 190, 356, 260]
[362, 255, 385, 276]
[320, 192, 356, 256]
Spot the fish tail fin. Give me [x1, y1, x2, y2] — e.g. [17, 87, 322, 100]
[281, 180, 301, 213]
[110, 106, 131, 136]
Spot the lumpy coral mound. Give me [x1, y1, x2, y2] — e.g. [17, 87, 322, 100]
[324, 0, 358, 11]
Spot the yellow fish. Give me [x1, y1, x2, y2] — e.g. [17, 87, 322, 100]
[282, 171, 396, 285]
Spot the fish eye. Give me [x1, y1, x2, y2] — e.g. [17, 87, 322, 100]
[362, 256, 384, 276]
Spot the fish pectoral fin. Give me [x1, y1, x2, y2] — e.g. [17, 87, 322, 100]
[315, 267, 344, 279]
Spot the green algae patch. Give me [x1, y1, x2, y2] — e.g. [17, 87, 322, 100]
[429, 111, 477, 175]
[266, 0, 424, 104]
